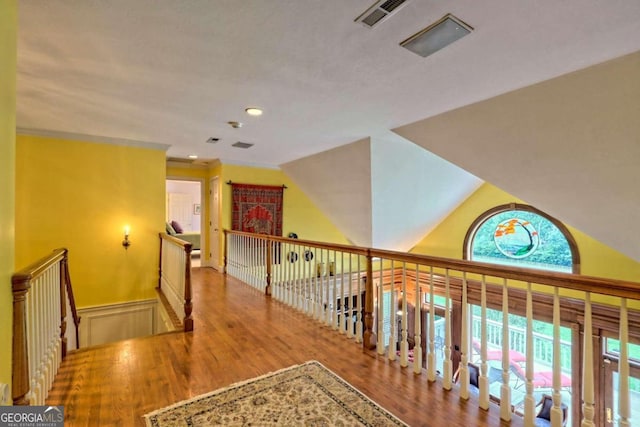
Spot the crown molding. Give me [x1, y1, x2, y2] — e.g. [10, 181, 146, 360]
[17, 128, 171, 151]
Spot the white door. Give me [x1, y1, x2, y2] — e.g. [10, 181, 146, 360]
[209, 177, 220, 270]
[168, 193, 192, 230]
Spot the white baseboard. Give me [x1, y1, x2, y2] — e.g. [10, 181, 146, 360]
[77, 299, 157, 348]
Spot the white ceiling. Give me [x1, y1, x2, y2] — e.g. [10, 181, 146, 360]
[17, 0, 640, 166]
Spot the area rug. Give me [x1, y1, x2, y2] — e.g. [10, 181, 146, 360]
[144, 361, 407, 426]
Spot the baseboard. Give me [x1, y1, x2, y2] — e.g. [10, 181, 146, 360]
[76, 299, 157, 347]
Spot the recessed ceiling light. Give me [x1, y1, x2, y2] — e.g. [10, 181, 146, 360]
[245, 107, 263, 116]
[228, 121, 243, 128]
[206, 137, 220, 144]
[188, 154, 198, 159]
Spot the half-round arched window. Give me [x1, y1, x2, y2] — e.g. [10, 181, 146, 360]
[464, 204, 580, 273]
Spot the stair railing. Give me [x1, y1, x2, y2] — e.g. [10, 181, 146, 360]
[158, 233, 193, 331]
[12, 248, 80, 405]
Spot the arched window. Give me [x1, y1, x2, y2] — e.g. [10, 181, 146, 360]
[464, 203, 580, 273]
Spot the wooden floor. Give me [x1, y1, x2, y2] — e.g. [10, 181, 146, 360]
[47, 267, 524, 426]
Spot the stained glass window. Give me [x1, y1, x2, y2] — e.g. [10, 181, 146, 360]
[466, 205, 577, 273]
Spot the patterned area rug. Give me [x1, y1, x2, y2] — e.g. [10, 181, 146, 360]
[144, 361, 407, 426]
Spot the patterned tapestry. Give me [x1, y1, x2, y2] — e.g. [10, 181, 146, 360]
[231, 183, 284, 236]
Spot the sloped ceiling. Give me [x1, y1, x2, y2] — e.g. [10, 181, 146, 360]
[282, 133, 481, 250]
[394, 52, 640, 262]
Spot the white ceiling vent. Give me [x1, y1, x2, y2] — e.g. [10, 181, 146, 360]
[355, 0, 411, 28]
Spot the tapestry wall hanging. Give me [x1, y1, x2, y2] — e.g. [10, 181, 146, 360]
[231, 183, 284, 236]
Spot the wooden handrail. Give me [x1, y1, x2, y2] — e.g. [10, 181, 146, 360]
[223, 229, 640, 300]
[12, 248, 76, 405]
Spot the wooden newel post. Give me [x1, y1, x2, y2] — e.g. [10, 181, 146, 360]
[223, 230, 228, 274]
[12, 278, 31, 405]
[183, 243, 194, 332]
[60, 251, 68, 359]
[362, 251, 377, 350]
[265, 239, 272, 296]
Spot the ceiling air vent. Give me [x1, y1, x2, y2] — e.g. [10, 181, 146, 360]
[232, 142, 254, 149]
[355, 0, 410, 28]
[206, 137, 219, 144]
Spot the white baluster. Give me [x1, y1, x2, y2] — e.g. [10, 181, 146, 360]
[377, 261, 385, 355]
[459, 272, 469, 400]
[427, 266, 436, 382]
[443, 270, 452, 390]
[388, 261, 396, 361]
[500, 278, 511, 421]
[619, 298, 630, 427]
[479, 274, 489, 410]
[524, 282, 535, 426]
[400, 265, 408, 368]
[551, 287, 563, 427]
[413, 264, 422, 374]
[581, 292, 595, 427]
[356, 255, 363, 343]
[331, 250, 337, 330]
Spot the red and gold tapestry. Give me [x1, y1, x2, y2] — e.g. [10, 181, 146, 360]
[231, 183, 284, 236]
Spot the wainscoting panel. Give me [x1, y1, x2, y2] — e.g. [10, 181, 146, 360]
[77, 299, 157, 347]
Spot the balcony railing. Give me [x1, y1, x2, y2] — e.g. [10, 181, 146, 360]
[224, 230, 640, 427]
[158, 233, 194, 332]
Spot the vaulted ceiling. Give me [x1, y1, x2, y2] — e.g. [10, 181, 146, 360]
[16, 1, 640, 260]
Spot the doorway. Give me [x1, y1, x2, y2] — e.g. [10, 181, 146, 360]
[209, 176, 220, 270]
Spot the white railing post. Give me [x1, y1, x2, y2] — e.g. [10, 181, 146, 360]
[478, 274, 489, 410]
[581, 292, 595, 427]
[427, 266, 436, 382]
[500, 278, 512, 421]
[388, 261, 396, 361]
[551, 287, 563, 427]
[459, 272, 469, 400]
[413, 264, 422, 374]
[400, 264, 408, 368]
[443, 270, 452, 390]
[619, 298, 630, 427]
[524, 282, 535, 426]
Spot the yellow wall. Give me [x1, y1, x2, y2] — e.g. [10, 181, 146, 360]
[0, 0, 17, 397]
[216, 164, 349, 266]
[411, 183, 640, 282]
[16, 136, 166, 307]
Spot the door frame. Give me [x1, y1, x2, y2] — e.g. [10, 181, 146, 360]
[209, 176, 221, 271]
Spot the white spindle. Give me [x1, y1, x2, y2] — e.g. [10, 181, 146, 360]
[479, 274, 489, 410]
[400, 264, 408, 368]
[427, 266, 436, 382]
[443, 269, 452, 390]
[524, 282, 535, 426]
[619, 298, 630, 427]
[356, 255, 363, 343]
[460, 272, 469, 400]
[377, 259, 385, 355]
[500, 278, 511, 421]
[581, 292, 595, 427]
[331, 251, 337, 330]
[551, 287, 563, 427]
[413, 265, 422, 374]
[388, 261, 396, 361]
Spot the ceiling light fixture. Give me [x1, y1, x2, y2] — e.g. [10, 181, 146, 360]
[400, 13, 473, 58]
[228, 121, 243, 128]
[245, 107, 263, 116]
[188, 154, 198, 159]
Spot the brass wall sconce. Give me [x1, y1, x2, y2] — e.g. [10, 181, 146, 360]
[122, 226, 131, 249]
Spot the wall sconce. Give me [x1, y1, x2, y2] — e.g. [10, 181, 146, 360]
[122, 226, 131, 249]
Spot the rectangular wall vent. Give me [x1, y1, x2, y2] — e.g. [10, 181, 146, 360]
[355, 0, 410, 28]
[232, 142, 254, 149]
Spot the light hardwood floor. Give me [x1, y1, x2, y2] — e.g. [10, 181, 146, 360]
[47, 267, 523, 426]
